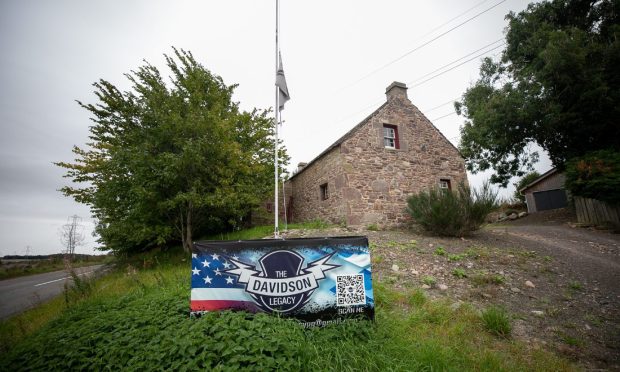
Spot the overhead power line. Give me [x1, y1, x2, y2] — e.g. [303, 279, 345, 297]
[340, 0, 508, 90]
[416, 0, 492, 41]
[408, 39, 504, 85]
[431, 111, 457, 122]
[423, 98, 459, 113]
[409, 42, 505, 88]
[335, 42, 505, 126]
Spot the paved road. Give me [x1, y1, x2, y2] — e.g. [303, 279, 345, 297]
[0, 265, 104, 320]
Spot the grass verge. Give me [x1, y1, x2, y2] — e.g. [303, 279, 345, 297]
[0, 242, 575, 371]
[201, 220, 334, 241]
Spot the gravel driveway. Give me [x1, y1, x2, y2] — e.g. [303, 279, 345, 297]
[285, 209, 620, 370]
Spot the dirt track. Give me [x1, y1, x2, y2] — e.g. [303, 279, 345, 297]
[284, 209, 620, 370]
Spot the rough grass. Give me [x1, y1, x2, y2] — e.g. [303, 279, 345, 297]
[202, 220, 333, 241]
[0, 231, 576, 371]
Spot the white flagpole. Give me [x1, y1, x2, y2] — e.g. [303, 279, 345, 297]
[274, 0, 280, 238]
[282, 177, 288, 231]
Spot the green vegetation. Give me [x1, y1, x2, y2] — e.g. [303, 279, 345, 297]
[366, 223, 380, 231]
[565, 149, 620, 206]
[452, 268, 467, 279]
[406, 182, 498, 237]
[559, 333, 584, 348]
[434, 246, 446, 256]
[471, 271, 505, 286]
[513, 171, 541, 203]
[56, 48, 288, 255]
[456, 0, 620, 186]
[0, 245, 574, 371]
[482, 306, 512, 337]
[422, 276, 437, 287]
[568, 281, 583, 291]
[201, 220, 332, 241]
[448, 253, 466, 262]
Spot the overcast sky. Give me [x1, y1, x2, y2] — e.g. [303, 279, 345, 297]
[0, 0, 551, 256]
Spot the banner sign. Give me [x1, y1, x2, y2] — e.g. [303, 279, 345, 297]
[190, 236, 374, 326]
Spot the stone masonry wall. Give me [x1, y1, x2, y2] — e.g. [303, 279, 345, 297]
[338, 93, 467, 227]
[288, 83, 467, 228]
[288, 148, 347, 225]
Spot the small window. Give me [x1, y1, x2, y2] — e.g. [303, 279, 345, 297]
[320, 183, 329, 200]
[383, 124, 400, 149]
[439, 179, 451, 190]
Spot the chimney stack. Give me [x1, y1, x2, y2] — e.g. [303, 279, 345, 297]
[297, 162, 308, 173]
[385, 81, 408, 101]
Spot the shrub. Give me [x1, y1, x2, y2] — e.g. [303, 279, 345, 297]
[565, 149, 620, 206]
[422, 276, 436, 286]
[433, 247, 446, 256]
[406, 182, 499, 236]
[452, 268, 467, 278]
[481, 306, 512, 337]
[366, 223, 380, 231]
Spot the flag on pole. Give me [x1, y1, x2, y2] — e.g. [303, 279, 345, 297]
[276, 52, 290, 111]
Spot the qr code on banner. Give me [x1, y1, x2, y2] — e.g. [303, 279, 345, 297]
[336, 274, 366, 306]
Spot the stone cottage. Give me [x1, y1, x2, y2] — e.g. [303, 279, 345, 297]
[286, 82, 468, 228]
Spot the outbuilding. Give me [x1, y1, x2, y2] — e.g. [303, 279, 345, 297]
[519, 168, 568, 213]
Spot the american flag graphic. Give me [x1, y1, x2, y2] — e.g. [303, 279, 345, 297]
[190, 250, 258, 312]
[190, 237, 375, 324]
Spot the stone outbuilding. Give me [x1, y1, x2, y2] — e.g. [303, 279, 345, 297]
[519, 168, 568, 213]
[285, 82, 468, 228]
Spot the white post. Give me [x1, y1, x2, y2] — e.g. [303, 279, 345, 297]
[274, 0, 280, 238]
[282, 177, 288, 231]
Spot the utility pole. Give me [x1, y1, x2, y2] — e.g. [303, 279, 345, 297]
[59, 215, 85, 260]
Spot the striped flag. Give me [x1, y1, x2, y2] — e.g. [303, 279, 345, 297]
[190, 250, 258, 312]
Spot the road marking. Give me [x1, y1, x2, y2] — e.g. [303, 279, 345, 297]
[33, 270, 95, 287]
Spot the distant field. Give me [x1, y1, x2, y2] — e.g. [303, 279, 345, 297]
[0, 255, 111, 280]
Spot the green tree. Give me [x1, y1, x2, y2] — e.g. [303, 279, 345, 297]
[565, 150, 620, 205]
[56, 49, 287, 254]
[455, 0, 620, 186]
[512, 171, 540, 203]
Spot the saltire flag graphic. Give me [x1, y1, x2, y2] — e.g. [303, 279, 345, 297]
[276, 52, 290, 111]
[190, 237, 375, 325]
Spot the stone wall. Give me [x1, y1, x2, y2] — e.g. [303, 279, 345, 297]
[288, 148, 347, 225]
[288, 82, 467, 228]
[339, 87, 467, 227]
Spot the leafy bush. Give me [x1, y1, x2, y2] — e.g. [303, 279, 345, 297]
[366, 223, 380, 231]
[406, 182, 499, 236]
[565, 150, 620, 206]
[448, 254, 466, 262]
[452, 268, 467, 279]
[434, 247, 446, 256]
[471, 271, 505, 286]
[422, 276, 437, 286]
[481, 306, 512, 337]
